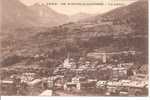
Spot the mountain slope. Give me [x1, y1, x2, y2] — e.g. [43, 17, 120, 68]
[0, 0, 148, 67]
[1, 0, 39, 30]
[1, 0, 69, 31]
[26, 0, 148, 54]
[30, 3, 69, 27]
[30, 0, 148, 54]
[93, 0, 148, 35]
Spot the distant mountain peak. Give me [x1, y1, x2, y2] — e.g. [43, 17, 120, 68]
[69, 12, 93, 22]
[1, 0, 69, 30]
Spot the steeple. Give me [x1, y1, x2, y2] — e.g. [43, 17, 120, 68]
[63, 53, 71, 68]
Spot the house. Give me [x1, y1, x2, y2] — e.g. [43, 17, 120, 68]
[64, 76, 87, 91]
[87, 52, 107, 63]
[39, 90, 53, 96]
[27, 79, 42, 86]
[111, 67, 128, 80]
[1, 80, 15, 95]
[72, 76, 86, 83]
[96, 81, 107, 88]
[26, 79, 42, 95]
[64, 82, 81, 91]
[130, 74, 148, 82]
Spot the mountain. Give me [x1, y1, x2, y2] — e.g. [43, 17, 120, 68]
[30, 0, 148, 54]
[30, 3, 69, 27]
[91, 0, 148, 35]
[1, 0, 39, 30]
[1, 0, 148, 67]
[69, 12, 93, 22]
[1, 0, 69, 31]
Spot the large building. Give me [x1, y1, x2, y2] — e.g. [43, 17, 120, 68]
[87, 51, 137, 63]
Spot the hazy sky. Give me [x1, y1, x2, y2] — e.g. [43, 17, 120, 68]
[20, 0, 138, 15]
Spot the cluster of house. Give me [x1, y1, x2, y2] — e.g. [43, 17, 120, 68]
[59, 55, 133, 80]
[46, 52, 147, 96]
[0, 51, 148, 96]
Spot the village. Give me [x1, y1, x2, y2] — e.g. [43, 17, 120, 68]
[0, 50, 148, 96]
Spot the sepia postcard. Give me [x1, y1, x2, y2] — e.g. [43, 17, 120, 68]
[0, 0, 149, 96]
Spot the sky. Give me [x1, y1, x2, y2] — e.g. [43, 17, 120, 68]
[20, 0, 138, 15]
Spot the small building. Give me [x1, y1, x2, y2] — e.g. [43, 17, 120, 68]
[63, 57, 77, 69]
[64, 76, 97, 91]
[64, 82, 81, 91]
[27, 79, 42, 86]
[111, 67, 128, 80]
[54, 76, 65, 89]
[26, 79, 42, 96]
[130, 74, 148, 82]
[1, 80, 15, 95]
[87, 52, 107, 63]
[63, 76, 86, 91]
[39, 90, 53, 96]
[72, 76, 86, 83]
[96, 81, 107, 88]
